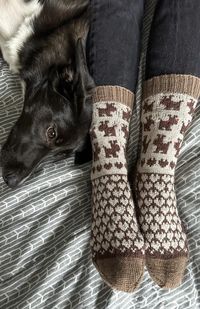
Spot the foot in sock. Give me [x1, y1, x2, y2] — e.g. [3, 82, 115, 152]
[136, 75, 200, 289]
[90, 86, 145, 292]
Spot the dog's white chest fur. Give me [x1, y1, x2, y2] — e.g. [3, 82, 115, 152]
[0, 0, 43, 72]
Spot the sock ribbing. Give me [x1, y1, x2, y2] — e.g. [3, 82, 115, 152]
[92, 85, 134, 107]
[143, 74, 200, 100]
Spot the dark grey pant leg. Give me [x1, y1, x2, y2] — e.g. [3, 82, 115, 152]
[146, 0, 200, 79]
[76, 0, 145, 163]
[88, 0, 145, 92]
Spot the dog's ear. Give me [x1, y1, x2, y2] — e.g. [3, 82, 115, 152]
[72, 38, 95, 115]
[51, 38, 94, 115]
[50, 65, 75, 102]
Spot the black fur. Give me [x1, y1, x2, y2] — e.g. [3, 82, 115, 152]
[1, 0, 94, 188]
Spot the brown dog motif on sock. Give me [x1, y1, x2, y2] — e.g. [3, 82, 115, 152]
[90, 86, 145, 292]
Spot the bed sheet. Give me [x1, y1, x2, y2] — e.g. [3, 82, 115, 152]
[0, 1, 200, 308]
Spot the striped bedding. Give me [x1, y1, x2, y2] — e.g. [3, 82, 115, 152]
[0, 1, 200, 308]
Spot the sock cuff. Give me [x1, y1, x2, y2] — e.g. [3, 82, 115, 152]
[143, 74, 200, 100]
[92, 86, 134, 108]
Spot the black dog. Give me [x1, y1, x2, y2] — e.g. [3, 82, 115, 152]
[0, 0, 94, 188]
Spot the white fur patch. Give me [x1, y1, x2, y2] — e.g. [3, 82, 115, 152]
[0, 0, 43, 72]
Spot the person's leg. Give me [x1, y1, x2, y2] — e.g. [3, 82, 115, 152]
[136, 0, 200, 289]
[89, 0, 145, 292]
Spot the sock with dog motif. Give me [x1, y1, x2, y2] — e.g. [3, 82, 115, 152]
[90, 85, 145, 292]
[135, 75, 200, 288]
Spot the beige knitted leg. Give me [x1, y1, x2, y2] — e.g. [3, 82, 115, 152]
[90, 86, 145, 292]
[136, 75, 200, 289]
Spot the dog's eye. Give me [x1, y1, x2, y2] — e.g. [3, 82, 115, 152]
[47, 127, 56, 139]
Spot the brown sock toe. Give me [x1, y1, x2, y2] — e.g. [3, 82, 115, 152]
[94, 256, 145, 293]
[146, 256, 188, 289]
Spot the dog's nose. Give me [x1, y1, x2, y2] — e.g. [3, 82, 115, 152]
[3, 172, 19, 188]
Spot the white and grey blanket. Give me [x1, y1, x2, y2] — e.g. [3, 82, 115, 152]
[0, 1, 200, 308]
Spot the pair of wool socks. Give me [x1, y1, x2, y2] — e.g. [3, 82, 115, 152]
[90, 75, 200, 292]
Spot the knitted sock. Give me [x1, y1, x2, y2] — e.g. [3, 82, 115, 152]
[90, 86, 145, 292]
[136, 75, 200, 288]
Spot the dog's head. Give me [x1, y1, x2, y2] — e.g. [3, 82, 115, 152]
[1, 1, 94, 188]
